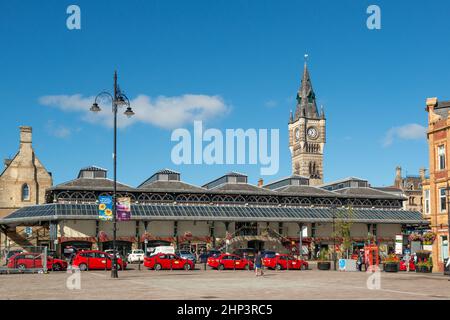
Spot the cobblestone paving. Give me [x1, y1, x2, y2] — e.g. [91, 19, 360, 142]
[0, 265, 449, 300]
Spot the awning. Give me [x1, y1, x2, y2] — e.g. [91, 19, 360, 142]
[0, 203, 427, 225]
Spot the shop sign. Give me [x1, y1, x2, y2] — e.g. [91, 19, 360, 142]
[395, 234, 403, 254]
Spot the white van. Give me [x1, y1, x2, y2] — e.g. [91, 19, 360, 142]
[146, 246, 175, 256]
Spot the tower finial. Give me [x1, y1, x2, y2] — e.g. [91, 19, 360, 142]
[304, 53, 309, 65]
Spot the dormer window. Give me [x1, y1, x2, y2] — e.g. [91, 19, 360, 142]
[22, 184, 30, 201]
[78, 166, 107, 179]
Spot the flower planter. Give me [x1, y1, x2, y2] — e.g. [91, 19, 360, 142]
[417, 266, 433, 273]
[317, 262, 331, 270]
[384, 263, 399, 273]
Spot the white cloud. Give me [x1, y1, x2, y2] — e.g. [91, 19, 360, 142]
[264, 100, 278, 108]
[39, 93, 230, 130]
[383, 123, 426, 147]
[45, 120, 73, 138]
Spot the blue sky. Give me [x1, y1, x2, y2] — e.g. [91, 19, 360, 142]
[1, 0, 449, 188]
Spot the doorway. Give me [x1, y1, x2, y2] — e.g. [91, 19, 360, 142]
[248, 240, 264, 251]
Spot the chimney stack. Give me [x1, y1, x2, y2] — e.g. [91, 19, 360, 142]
[258, 178, 264, 187]
[20, 126, 32, 145]
[419, 167, 426, 181]
[394, 166, 402, 188]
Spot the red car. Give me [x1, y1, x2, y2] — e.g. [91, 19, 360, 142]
[7, 252, 68, 271]
[263, 254, 308, 270]
[144, 253, 194, 270]
[207, 253, 254, 270]
[399, 260, 416, 271]
[72, 250, 127, 271]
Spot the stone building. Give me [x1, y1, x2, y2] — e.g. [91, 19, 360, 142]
[0, 126, 53, 251]
[289, 62, 326, 186]
[422, 97, 450, 272]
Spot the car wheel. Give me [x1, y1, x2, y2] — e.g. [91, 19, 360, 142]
[79, 263, 88, 271]
[276, 264, 282, 271]
[52, 263, 61, 271]
[244, 264, 250, 270]
[218, 264, 225, 271]
[184, 263, 191, 270]
[18, 264, 26, 271]
[302, 264, 308, 270]
[154, 263, 162, 271]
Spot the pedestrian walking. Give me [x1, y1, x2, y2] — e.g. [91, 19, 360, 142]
[356, 251, 364, 271]
[254, 251, 264, 276]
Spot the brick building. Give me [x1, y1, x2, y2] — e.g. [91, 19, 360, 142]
[422, 97, 450, 272]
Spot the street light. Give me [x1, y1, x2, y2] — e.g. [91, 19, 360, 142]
[90, 71, 134, 278]
[331, 204, 337, 271]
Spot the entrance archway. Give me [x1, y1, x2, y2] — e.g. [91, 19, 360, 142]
[61, 241, 92, 258]
[247, 240, 265, 251]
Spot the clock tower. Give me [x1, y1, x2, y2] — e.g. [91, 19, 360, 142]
[288, 62, 326, 186]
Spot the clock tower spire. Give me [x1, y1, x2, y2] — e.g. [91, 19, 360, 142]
[288, 59, 326, 186]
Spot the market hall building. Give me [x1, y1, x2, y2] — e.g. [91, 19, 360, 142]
[0, 166, 426, 258]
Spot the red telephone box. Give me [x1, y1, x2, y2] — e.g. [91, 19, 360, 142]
[364, 245, 379, 268]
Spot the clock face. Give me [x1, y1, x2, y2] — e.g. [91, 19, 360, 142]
[295, 128, 300, 141]
[307, 127, 318, 139]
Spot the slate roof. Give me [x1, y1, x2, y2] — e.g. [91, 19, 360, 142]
[433, 100, 450, 119]
[209, 183, 275, 195]
[48, 178, 134, 192]
[275, 185, 338, 197]
[137, 180, 206, 193]
[332, 187, 405, 199]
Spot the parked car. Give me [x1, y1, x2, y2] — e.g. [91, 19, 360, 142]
[208, 253, 254, 270]
[4, 250, 23, 265]
[262, 253, 308, 270]
[7, 252, 68, 271]
[146, 245, 175, 257]
[199, 249, 221, 263]
[144, 253, 194, 270]
[72, 250, 127, 271]
[261, 250, 277, 258]
[127, 249, 145, 263]
[233, 248, 257, 261]
[104, 249, 122, 259]
[175, 250, 197, 264]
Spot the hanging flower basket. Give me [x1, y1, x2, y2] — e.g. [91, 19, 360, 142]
[140, 232, 153, 242]
[408, 233, 422, 242]
[183, 231, 193, 241]
[422, 232, 436, 245]
[98, 231, 108, 242]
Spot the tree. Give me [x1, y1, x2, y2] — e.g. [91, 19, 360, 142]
[333, 207, 354, 259]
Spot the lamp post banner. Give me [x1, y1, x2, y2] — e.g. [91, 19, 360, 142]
[117, 197, 131, 221]
[98, 195, 113, 221]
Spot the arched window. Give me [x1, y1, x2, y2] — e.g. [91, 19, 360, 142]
[22, 184, 30, 201]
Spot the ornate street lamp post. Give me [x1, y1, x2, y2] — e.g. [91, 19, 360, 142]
[90, 71, 134, 278]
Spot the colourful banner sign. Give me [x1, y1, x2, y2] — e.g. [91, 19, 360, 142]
[98, 195, 113, 221]
[116, 197, 131, 221]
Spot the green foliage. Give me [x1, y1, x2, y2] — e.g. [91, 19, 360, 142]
[333, 207, 354, 259]
[318, 248, 330, 262]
